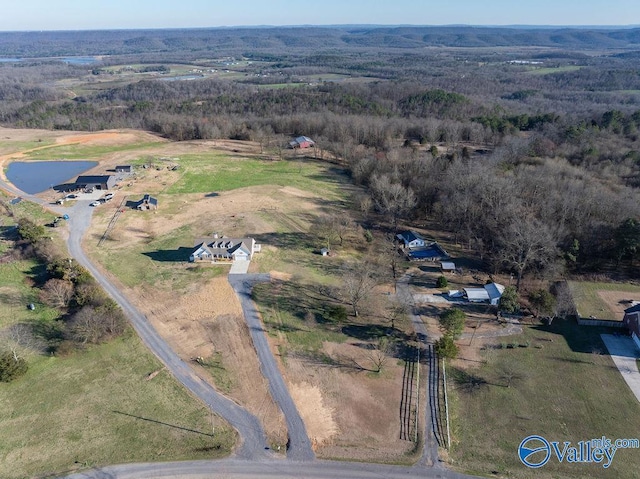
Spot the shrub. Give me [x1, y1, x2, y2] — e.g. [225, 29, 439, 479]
[528, 289, 556, 317]
[499, 286, 520, 314]
[436, 275, 448, 288]
[0, 351, 28, 382]
[16, 218, 45, 244]
[435, 334, 458, 359]
[325, 304, 348, 323]
[439, 307, 466, 338]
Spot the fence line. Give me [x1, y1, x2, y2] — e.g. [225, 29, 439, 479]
[577, 318, 626, 328]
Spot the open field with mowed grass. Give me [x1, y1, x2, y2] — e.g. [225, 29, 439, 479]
[449, 319, 640, 479]
[0, 220, 234, 479]
[0, 335, 235, 479]
[568, 281, 640, 320]
[164, 153, 349, 197]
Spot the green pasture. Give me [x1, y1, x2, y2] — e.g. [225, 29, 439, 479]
[450, 320, 640, 479]
[165, 154, 349, 198]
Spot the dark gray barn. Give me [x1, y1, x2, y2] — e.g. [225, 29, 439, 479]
[75, 175, 116, 190]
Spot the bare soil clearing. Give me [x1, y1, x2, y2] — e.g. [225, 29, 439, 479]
[597, 290, 640, 318]
[283, 342, 416, 461]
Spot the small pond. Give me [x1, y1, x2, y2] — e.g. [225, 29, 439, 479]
[5, 161, 98, 194]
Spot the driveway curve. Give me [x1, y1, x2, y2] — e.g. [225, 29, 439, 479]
[63, 202, 270, 460]
[228, 275, 315, 461]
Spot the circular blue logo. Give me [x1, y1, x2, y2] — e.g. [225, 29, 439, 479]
[519, 435, 551, 468]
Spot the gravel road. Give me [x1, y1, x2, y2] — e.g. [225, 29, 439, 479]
[228, 275, 316, 461]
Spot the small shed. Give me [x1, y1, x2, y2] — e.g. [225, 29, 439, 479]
[115, 165, 133, 173]
[463, 282, 505, 305]
[440, 261, 456, 273]
[289, 136, 315, 149]
[320, 248, 329, 257]
[136, 194, 158, 210]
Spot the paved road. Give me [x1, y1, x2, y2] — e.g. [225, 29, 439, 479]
[228, 275, 316, 461]
[601, 334, 640, 403]
[62, 457, 479, 479]
[396, 275, 440, 467]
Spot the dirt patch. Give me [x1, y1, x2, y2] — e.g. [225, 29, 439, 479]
[269, 271, 293, 281]
[281, 340, 416, 462]
[597, 290, 640, 319]
[289, 382, 338, 448]
[133, 276, 287, 445]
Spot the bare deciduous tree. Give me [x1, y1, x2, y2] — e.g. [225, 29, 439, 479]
[369, 173, 417, 231]
[365, 337, 393, 373]
[40, 278, 74, 308]
[0, 323, 43, 362]
[497, 219, 558, 290]
[342, 262, 379, 317]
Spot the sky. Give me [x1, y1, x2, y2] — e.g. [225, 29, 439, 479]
[1, 0, 639, 31]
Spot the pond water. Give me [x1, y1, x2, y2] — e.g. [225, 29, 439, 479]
[5, 161, 98, 194]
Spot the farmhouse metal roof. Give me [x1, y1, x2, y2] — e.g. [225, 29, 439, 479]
[408, 242, 448, 259]
[464, 288, 490, 302]
[441, 262, 456, 270]
[485, 283, 505, 301]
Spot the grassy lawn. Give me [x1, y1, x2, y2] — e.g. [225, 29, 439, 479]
[0, 236, 235, 479]
[91, 222, 226, 289]
[0, 334, 235, 479]
[24, 141, 164, 160]
[449, 319, 640, 479]
[165, 154, 348, 197]
[253, 280, 349, 353]
[5, 197, 57, 224]
[0, 138, 56, 156]
[0, 260, 60, 329]
[568, 281, 640, 320]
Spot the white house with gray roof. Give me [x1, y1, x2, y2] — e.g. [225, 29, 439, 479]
[189, 236, 261, 263]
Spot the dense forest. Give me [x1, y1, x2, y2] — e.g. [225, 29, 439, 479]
[0, 26, 639, 283]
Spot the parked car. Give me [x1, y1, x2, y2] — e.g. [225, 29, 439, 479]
[90, 201, 101, 207]
[103, 193, 114, 201]
[65, 194, 77, 199]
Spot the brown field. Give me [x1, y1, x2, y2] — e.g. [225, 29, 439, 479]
[597, 290, 640, 318]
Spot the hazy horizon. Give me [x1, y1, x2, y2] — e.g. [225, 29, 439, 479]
[2, 0, 639, 32]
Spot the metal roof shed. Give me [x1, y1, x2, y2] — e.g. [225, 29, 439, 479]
[441, 261, 456, 272]
[464, 288, 490, 303]
[485, 283, 505, 306]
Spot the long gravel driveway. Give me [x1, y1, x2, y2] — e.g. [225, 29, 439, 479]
[228, 275, 315, 461]
[396, 275, 440, 467]
[64, 201, 270, 460]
